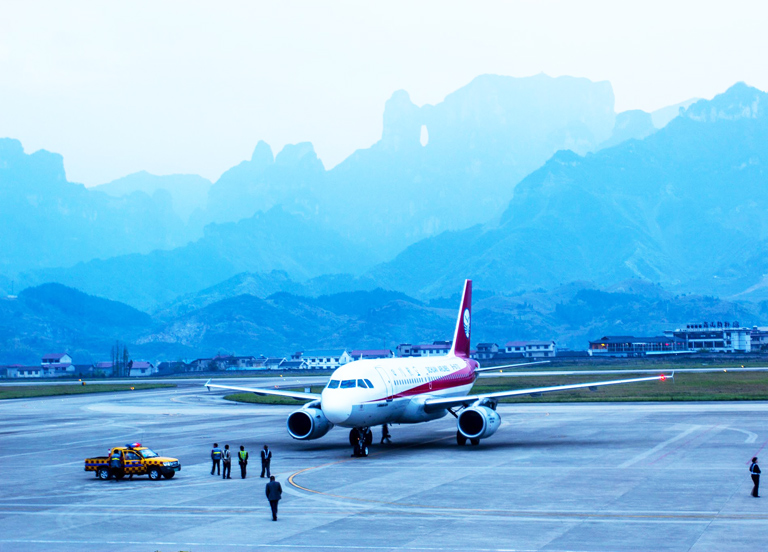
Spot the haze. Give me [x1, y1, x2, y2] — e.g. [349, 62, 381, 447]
[0, 0, 766, 186]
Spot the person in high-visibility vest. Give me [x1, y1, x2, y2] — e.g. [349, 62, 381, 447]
[210, 443, 222, 476]
[222, 444, 232, 479]
[238, 446, 249, 479]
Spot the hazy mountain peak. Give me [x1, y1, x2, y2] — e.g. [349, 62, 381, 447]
[275, 142, 323, 169]
[251, 140, 274, 165]
[0, 137, 25, 160]
[684, 82, 766, 122]
[381, 89, 422, 151]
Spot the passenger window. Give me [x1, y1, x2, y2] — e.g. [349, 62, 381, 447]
[357, 379, 368, 388]
[364, 379, 374, 388]
[327, 380, 340, 389]
[125, 451, 140, 460]
[340, 380, 356, 389]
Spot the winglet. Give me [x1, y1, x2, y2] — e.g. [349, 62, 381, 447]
[449, 279, 472, 358]
[205, 378, 211, 391]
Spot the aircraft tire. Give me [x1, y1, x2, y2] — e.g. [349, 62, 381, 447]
[470, 438, 480, 446]
[349, 428, 360, 446]
[456, 431, 467, 446]
[365, 429, 373, 446]
[362, 446, 369, 457]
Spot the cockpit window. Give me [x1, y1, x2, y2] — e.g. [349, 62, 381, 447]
[340, 379, 356, 389]
[327, 380, 340, 389]
[357, 379, 368, 388]
[364, 379, 374, 388]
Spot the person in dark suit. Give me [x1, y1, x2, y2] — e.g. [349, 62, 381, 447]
[265, 475, 282, 521]
[260, 445, 272, 478]
[750, 456, 761, 497]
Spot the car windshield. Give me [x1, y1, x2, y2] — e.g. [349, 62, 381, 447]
[327, 380, 340, 389]
[138, 449, 158, 458]
[340, 379, 356, 389]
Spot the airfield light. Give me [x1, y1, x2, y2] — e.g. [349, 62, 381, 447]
[130, 386, 135, 390]
[660, 375, 666, 381]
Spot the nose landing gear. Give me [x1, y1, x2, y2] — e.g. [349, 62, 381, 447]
[350, 427, 372, 457]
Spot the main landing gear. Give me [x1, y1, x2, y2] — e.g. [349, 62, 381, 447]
[350, 427, 372, 457]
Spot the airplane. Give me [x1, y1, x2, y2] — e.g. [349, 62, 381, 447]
[205, 280, 671, 456]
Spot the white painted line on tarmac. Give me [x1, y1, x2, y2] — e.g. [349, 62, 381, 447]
[618, 425, 701, 468]
[727, 427, 758, 443]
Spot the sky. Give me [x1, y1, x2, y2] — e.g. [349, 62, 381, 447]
[0, 0, 766, 186]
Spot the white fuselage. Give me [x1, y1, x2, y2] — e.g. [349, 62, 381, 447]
[320, 355, 478, 428]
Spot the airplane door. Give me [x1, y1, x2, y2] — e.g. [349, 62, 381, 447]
[375, 366, 393, 402]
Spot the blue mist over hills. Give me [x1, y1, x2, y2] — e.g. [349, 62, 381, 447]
[0, 74, 764, 362]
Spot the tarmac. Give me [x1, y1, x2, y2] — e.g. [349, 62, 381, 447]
[0, 380, 766, 551]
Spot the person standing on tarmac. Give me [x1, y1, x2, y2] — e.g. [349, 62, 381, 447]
[381, 424, 392, 444]
[750, 456, 761, 497]
[261, 444, 272, 478]
[265, 475, 283, 521]
[210, 443, 222, 476]
[222, 444, 232, 479]
[108, 449, 124, 480]
[238, 445, 249, 479]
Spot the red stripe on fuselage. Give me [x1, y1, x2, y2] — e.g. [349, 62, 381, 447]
[367, 359, 478, 402]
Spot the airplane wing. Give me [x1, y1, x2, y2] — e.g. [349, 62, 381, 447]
[204, 379, 321, 401]
[423, 374, 671, 413]
[475, 360, 550, 372]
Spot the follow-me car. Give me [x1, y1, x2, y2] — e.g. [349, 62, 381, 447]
[206, 280, 671, 456]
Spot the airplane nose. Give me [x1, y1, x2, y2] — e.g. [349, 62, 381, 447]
[321, 392, 352, 425]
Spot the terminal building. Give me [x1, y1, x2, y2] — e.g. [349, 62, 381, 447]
[663, 322, 752, 353]
[588, 336, 687, 357]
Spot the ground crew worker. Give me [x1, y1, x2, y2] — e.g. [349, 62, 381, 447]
[211, 443, 222, 475]
[222, 444, 232, 479]
[265, 475, 283, 521]
[238, 445, 249, 479]
[750, 456, 761, 497]
[381, 423, 391, 444]
[261, 444, 272, 478]
[108, 450, 124, 480]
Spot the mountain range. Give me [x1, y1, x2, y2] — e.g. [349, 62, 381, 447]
[2, 75, 767, 363]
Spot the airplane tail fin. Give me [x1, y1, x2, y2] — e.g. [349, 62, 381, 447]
[449, 280, 472, 358]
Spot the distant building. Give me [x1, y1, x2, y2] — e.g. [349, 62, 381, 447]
[279, 358, 309, 370]
[505, 340, 557, 358]
[41, 353, 74, 377]
[129, 361, 158, 377]
[349, 349, 394, 360]
[751, 327, 768, 351]
[589, 336, 687, 357]
[263, 357, 286, 370]
[472, 343, 499, 360]
[664, 322, 752, 353]
[410, 342, 451, 357]
[11, 366, 43, 378]
[302, 350, 353, 370]
[92, 361, 117, 377]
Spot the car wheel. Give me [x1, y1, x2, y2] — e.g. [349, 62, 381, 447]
[148, 468, 161, 480]
[456, 431, 467, 446]
[163, 472, 175, 479]
[97, 467, 110, 480]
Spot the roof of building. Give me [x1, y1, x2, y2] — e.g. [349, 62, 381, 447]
[42, 353, 68, 361]
[131, 361, 154, 369]
[350, 349, 393, 356]
[413, 344, 450, 350]
[279, 359, 307, 368]
[302, 349, 348, 358]
[476, 343, 498, 348]
[505, 340, 554, 347]
[590, 336, 684, 344]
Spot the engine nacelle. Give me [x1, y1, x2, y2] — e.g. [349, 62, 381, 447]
[287, 406, 333, 440]
[457, 405, 501, 440]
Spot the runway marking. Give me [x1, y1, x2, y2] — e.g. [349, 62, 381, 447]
[648, 424, 722, 466]
[725, 427, 758, 444]
[617, 425, 701, 468]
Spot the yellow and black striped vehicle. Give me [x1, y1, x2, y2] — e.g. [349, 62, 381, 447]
[84, 443, 181, 481]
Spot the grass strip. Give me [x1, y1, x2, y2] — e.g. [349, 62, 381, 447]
[0, 383, 176, 400]
[225, 387, 325, 405]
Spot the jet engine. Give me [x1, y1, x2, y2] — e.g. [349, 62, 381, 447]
[287, 406, 333, 440]
[457, 405, 500, 440]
